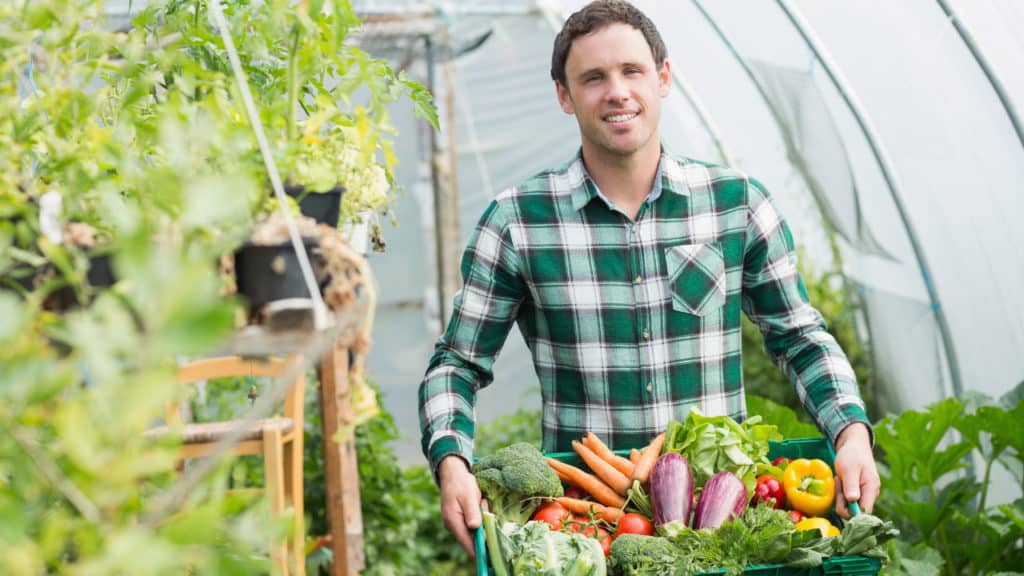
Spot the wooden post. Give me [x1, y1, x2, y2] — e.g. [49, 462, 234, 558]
[319, 345, 365, 575]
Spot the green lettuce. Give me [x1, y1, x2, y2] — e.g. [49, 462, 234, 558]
[664, 407, 782, 495]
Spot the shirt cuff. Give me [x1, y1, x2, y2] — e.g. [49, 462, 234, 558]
[826, 404, 874, 449]
[428, 434, 474, 485]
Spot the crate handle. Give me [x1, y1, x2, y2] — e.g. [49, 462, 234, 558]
[475, 518, 488, 575]
[849, 500, 861, 517]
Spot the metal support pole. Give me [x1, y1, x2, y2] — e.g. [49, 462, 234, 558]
[774, 0, 964, 399]
[426, 29, 461, 332]
[935, 0, 1024, 150]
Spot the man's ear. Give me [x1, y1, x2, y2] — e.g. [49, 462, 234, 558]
[659, 59, 672, 98]
[555, 80, 575, 115]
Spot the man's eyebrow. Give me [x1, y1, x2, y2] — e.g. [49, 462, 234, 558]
[575, 61, 647, 80]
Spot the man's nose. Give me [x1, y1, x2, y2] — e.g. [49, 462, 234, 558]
[605, 73, 630, 102]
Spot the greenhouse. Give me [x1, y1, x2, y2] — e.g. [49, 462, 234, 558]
[1, 0, 1021, 575]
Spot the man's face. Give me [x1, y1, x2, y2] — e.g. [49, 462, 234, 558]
[555, 23, 671, 160]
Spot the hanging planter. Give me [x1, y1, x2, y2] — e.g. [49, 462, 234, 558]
[233, 238, 325, 309]
[285, 184, 344, 227]
[231, 211, 329, 313]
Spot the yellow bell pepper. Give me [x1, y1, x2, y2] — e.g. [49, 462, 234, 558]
[795, 516, 841, 538]
[782, 458, 835, 517]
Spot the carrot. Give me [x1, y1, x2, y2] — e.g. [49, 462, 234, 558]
[629, 448, 641, 466]
[584, 432, 634, 479]
[630, 431, 666, 483]
[572, 439, 632, 496]
[546, 457, 626, 508]
[554, 497, 624, 523]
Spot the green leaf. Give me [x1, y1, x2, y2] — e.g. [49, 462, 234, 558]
[883, 540, 944, 576]
[746, 395, 821, 440]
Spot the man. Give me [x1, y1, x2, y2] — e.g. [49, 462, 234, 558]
[419, 0, 879, 556]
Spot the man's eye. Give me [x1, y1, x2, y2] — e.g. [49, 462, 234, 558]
[586, 75, 601, 83]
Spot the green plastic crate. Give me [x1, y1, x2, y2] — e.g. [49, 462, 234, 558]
[475, 437, 881, 576]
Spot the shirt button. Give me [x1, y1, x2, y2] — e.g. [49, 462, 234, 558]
[646, 383, 653, 393]
[633, 275, 642, 285]
[642, 329, 651, 340]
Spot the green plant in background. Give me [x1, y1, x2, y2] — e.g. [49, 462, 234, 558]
[1, 0, 436, 572]
[154, 0, 437, 231]
[874, 384, 1024, 576]
[742, 247, 875, 424]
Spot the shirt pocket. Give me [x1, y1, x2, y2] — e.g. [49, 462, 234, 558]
[664, 243, 726, 316]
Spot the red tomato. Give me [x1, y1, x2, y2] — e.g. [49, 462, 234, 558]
[531, 502, 569, 531]
[613, 513, 654, 537]
[787, 509, 805, 523]
[772, 457, 791, 469]
[599, 533, 613, 556]
[564, 485, 586, 500]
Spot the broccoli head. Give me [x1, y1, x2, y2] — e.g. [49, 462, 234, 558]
[608, 534, 681, 576]
[471, 442, 563, 526]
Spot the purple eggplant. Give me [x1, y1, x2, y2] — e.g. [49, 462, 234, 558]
[650, 453, 694, 529]
[692, 471, 748, 530]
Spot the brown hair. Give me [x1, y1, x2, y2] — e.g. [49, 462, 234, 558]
[550, 0, 668, 87]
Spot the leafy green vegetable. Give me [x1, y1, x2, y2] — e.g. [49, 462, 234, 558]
[472, 443, 564, 526]
[663, 505, 798, 575]
[498, 520, 606, 576]
[663, 408, 781, 495]
[837, 514, 900, 559]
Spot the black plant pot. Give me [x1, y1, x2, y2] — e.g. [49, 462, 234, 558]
[286, 185, 344, 226]
[234, 238, 326, 309]
[50, 253, 117, 309]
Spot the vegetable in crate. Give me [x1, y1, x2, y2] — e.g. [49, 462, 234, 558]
[608, 533, 681, 576]
[692, 471, 748, 530]
[782, 458, 835, 517]
[751, 474, 785, 509]
[794, 516, 840, 538]
[649, 452, 693, 538]
[472, 442, 564, 526]
[504, 521, 607, 576]
[663, 408, 781, 495]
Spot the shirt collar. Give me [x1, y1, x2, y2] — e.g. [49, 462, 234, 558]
[569, 148, 690, 212]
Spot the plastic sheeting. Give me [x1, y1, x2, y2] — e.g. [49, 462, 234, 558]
[103, 1, 1024, 467]
[345, 1, 1024, 471]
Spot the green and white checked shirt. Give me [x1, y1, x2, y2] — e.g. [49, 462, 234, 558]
[419, 150, 869, 474]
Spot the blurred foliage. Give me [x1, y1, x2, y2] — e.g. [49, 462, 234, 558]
[0, 0, 434, 572]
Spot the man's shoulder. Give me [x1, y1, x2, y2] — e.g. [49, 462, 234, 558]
[661, 154, 762, 209]
[493, 156, 582, 204]
[663, 153, 750, 188]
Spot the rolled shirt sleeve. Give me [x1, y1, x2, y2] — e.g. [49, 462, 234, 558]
[740, 178, 872, 446]
[418, 195, 525, 478]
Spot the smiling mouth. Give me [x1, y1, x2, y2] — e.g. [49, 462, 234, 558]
[604, 111, 638, 123]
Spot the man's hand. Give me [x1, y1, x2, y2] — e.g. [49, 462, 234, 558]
[832, 422, 880, 519]
[438, 455, 483, 557]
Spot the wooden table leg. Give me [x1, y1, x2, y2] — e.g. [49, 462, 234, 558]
[319, 345, 365, 575]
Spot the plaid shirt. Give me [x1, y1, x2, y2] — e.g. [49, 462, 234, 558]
[419, 151, 869, 474]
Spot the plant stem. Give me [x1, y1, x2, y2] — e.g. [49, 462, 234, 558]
[968, 456, 996, 575]
[286, 26, 300, 142]
[925, 468, 956, 576]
